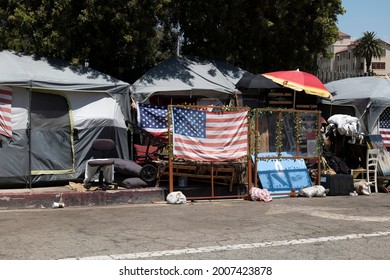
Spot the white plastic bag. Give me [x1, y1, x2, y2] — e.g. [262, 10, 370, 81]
[166, 191, 187, 204]
[300, 185, 326, 197]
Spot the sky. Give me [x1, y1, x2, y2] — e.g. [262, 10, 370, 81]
[337, 0, 390, 42]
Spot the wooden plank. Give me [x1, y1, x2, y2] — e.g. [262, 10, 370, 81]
[268, 101, 292, 105]
[268, 92, 293, 97]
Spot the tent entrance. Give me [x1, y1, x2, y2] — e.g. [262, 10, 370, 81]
[30, 92, 74, 175]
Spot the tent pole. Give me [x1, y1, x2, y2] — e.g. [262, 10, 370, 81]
[28, 82, 32, 189]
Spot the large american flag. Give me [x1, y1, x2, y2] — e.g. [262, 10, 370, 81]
[137, 103, 168, 139]
[0, 86, 12, 138]
[171, 107, 249, 161]
[379, 106, 390, 147]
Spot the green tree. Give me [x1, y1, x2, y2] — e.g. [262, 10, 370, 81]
[0, 0, 344, 81]
[0, 0, 175, 82]
[167, 0, 344, 74]
[353, 31, 385, 75]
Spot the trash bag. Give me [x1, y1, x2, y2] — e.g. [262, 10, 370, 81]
[166, 191, 187, 204]
[300, 185, 327, 197]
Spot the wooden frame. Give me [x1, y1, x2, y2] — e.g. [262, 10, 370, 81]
[163, 105, 251, 200]
[252, 108, 322, 195]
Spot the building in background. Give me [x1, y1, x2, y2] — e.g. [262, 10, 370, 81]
[317, 32, 390, 83]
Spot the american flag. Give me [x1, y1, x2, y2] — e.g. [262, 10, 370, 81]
[171, 107, 249, 161]
[379, 107, 390, 147]
[0, 86, 12, 138]
[137, 103, 168, 139]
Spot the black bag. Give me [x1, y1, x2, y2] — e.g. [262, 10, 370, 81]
[327, 156, 350, 174]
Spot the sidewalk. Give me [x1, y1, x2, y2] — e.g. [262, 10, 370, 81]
[0, 182, 165, 210]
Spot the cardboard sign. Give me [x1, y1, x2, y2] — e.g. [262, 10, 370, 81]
[253, 152, 312, 194]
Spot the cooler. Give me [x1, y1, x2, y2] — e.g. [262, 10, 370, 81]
[320, 174, 354, 196]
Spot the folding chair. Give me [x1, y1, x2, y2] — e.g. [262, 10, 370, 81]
[84, 139, 116, 190]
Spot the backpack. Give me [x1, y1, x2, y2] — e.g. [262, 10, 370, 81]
[328, 156, 350, 174]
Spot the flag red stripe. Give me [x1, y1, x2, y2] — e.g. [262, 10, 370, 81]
[0, 106, 12, 114]
[0, 89, 12, 95]
[175, 151, 246, 162]
[0, 114, 12, 123]
[174, 147, 248, 161]
[0, 122, 12, 131]
[206, 124, 247, 131]
[176, 147, 247, 158]
[0, 97, 12, 104]
[206, 115, 247, 123]
[173, 137, 248, 148]
[202, 130, 248, 139]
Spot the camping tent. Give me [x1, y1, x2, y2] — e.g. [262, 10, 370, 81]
[130, 55, 249, 104]
[322, 77, 390, 134]
[0, 50, 131, 187]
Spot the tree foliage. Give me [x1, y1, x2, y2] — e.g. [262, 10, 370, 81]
[353, 31, 385, 75]
[0, 0, 176, 81]
[168, 0, 344, 74]
[0, 0, 344, 82]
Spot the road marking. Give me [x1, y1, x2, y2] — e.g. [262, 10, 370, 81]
[309, 210, 390, 222]
[64, 231, 390, 260]
[268, 204, 390, 222]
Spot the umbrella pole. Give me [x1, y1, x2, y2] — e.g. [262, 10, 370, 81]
[293, 90, 296, 109]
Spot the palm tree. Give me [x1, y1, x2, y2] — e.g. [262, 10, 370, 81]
[353, 31, 385, 75]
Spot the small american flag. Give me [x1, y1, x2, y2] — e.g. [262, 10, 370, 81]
[137, 103, 168, 139]
[379, 107, 390, 147]
[171, 107, 248, 161]
[0, 86, 12, 138]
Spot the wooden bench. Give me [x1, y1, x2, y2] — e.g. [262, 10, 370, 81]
[159, 162, 236, 192]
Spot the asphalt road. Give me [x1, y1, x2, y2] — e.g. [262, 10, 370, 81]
[0, 193, 389, 260]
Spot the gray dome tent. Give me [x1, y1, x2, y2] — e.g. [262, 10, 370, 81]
[0, 50, 131, 187]
[130, 55, 249, 104]
[323, 77, 390, 134]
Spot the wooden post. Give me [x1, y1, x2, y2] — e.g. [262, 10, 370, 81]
[254, 110, 258, 188]
[317, 111, 322, 185]
[169, 154, 173, 193]
[247, 110, 252, 193]
[211, 162, 214, 197]
[296, 111, 301, 156]
[277, 111, 282, 156]
[168, 105, 174, 193]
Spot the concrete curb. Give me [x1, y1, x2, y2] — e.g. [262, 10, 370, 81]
[0, 187, 165, 209]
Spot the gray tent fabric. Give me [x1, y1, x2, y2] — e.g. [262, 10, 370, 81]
[0, 50, 132, 187]
[0, 50, 131, 121]
[131, 55, 250, 103]
[323, 77, 390, 133]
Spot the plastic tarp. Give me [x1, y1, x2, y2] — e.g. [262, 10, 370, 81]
[0, 50, 132, 186]
[323, 77, 390, 133]
[131, 55, 249, 103]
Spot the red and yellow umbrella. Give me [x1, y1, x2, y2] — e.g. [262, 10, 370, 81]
[262, 70, 331, 99]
